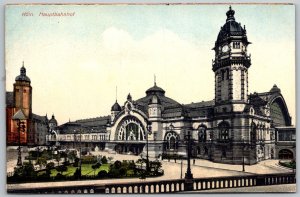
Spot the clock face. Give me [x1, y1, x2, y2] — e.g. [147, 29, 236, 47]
[222, 45, 229, 52]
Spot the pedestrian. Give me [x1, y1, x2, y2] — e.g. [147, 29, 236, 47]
[175, 158, 177, 163]
[193, 159, 195, 165]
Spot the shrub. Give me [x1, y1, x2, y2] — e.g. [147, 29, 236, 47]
[56, 165, 68, 174]
[119, 168, 126, 176]
[13, 163, 37, 179]
[113, 160, 122, 169]
[63, 160, 70, 166]
[98, 170, 108, 178]
[81, 155, 97, 164]
[55, 173, 65, 180]
[101, 156, 108, 164]
[46, 162, 55, 170]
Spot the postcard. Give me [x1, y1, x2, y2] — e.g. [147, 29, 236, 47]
[5, 3, 296, 194]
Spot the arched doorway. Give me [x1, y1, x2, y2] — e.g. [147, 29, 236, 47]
[278, 149, 293, 160]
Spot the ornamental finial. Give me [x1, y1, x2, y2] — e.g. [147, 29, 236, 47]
[226, 5, 235, 22]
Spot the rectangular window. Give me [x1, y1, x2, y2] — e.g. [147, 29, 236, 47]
[233, 42, 240, 49]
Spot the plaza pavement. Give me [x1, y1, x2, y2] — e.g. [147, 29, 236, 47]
[6, 149, 294, 191]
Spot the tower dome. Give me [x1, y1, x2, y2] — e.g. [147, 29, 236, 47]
[145, 83, 165, 96]
[111, 100, 121, 111]
[49, 114, 58, 125]
[215, 6, 249, 46]
[15, 62, 31, 83]
[270, 84, 281, 93]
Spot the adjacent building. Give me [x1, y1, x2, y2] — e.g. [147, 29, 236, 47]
[6, 63, 57, 146]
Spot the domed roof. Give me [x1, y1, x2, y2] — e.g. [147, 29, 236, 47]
[49, 114, 58, 125]
[146, 83, 165, 96]
[15, 64, 31, 83]
[270, 84, 281, 93]
[216, 6, 248, 45]
[111, 100, 122, 111]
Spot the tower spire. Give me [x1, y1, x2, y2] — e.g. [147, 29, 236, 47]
[116, 86, 118, 102]
[154, 74, 156, 86]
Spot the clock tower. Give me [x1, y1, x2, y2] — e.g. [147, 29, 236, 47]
[213, 6, 251, 113]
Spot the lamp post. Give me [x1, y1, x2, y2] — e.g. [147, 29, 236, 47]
[209, 138, 212, 161]
[74, 128, 82, 178]
[242, 137, 245, 172]
[12, 110, 27, 167]
[146, 123, 152, 173]
[79, 128, 82, 176]
[184, 129, 194, 191]
[180, 159, 183, 179]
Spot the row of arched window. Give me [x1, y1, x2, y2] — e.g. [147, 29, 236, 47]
[164, 121, 272, 151]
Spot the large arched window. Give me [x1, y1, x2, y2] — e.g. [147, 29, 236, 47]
[117, 116, 146, 141]
[164, 131, 179, 150]
[218, 121, 230, 140]
[198, 125, 207, 142]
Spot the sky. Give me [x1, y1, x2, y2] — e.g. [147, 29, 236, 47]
[5, 4, 295, 125]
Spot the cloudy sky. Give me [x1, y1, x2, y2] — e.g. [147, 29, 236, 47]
[5, 4, 295, 125]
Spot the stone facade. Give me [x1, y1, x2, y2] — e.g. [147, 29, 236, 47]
[47, 7, 295, 164]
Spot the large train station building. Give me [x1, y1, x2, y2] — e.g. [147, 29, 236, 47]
[8, 7, 295, 165]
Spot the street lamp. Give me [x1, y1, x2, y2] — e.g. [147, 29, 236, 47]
[12, 109, 27, 166]
[74, 127, 82, 178]
[242, 137, 245, 172]
[146, 123, 152, 173]
[180, 159, 183, 179]
[184, 129, 194, 191]
[209, 138, 212, 161]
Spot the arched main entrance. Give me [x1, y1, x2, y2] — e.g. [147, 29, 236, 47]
[114, 116, 147, 155]
[278, 149, 293, 160]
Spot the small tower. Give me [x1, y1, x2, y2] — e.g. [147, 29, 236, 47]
[111, 100, 121, 122]
[13, 62, 32, 118]
[212, 6, 251, 113]
[148, 94, 162, 119]
[49, 114, 58, 131]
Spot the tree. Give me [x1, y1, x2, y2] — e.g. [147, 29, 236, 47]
[150, 160, 162, 174]
[56, 165, 68, 175]
[36, 156, 47, 169]
[68, 151, 77, 163]
[60, 151, 68, 163]
[107, 156, 114, 163]
[46, 162, 55, 176]
[92, 162, 101, 176]
[54, 153, 61, 166]
[13, 163, 37, 180]
[73, 157, 79, 167]
[113, 160, 122, 169]
[101, 156, 108, 164]
[97, 170, 108, 178]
